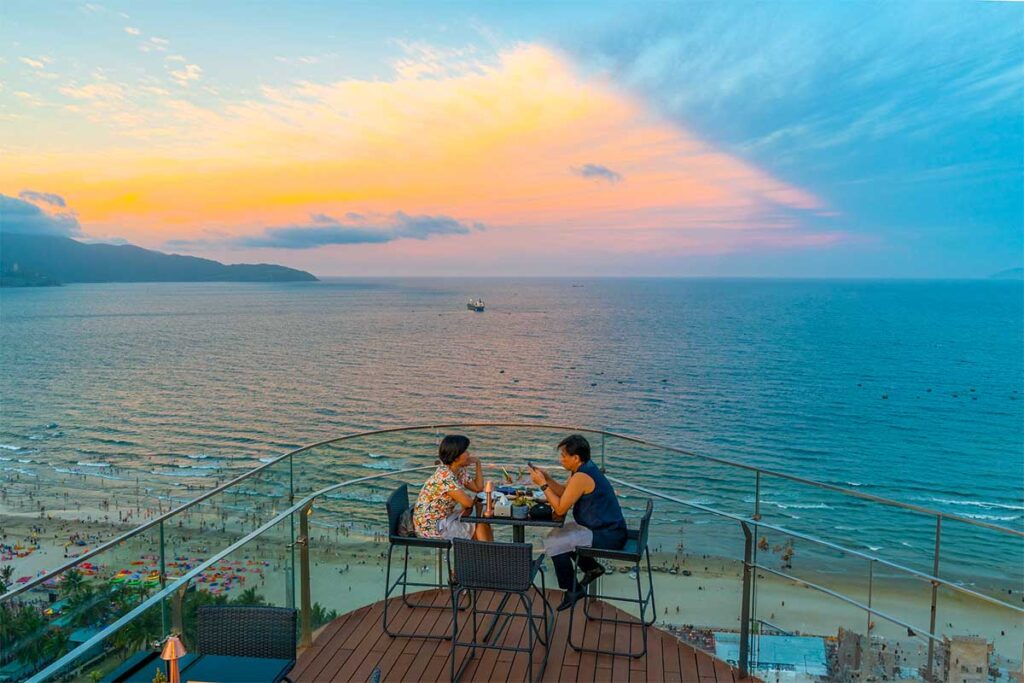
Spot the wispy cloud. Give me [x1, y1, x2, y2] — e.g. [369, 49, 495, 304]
[170, 63, 202, 86]
[12, 91, 44, 106]
[124, 26, 140, 36]
[19, 190, 67, 207]
[572, 163, 622, 183]
[391, 41, 484, 79]
[59, 81, 125, 101]
[275, 55, 322, 65]
[231, 211, 484, 249]
[19, 56, 52, 69]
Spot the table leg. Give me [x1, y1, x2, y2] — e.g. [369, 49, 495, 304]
[513, 524, 525, 544]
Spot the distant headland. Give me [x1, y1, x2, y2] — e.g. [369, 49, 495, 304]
[990, 267, 1023, 280]
[0, 233, 317, 287]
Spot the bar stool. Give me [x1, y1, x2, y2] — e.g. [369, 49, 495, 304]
[382, 484, 456, 639]
[568, 499, 656, 658]
[450, 539, 554, 683]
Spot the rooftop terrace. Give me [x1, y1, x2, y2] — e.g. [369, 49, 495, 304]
[2, 424, 1020, 682]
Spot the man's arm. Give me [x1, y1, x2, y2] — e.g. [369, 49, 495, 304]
[543, 472, 593, 518]
[530, 466, 566, 496]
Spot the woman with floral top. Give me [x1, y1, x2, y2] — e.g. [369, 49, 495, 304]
[413, 434, 493, 541]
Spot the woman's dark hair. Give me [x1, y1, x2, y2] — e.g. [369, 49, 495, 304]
[557, 434, 591, 463]
[438, 434, 471, 465]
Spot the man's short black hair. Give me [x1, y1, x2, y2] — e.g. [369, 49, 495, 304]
[438, 434, 470, 465]
[557, 434, 591, 463]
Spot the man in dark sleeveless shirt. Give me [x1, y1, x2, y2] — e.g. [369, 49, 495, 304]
[530, 434, 627, 611]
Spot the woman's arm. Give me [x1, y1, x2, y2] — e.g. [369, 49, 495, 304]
[446, 487, 476, 511]
[454, 457, 484, 493]
[470, 456, 483, 492]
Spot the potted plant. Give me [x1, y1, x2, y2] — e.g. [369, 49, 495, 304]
[511, 494, 532, 519]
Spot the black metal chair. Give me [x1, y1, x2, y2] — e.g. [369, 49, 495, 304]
[196, 605, 296, 681]
[567, 499, 656, 658]
[450, 539, 553, 683]
[383, 483, 458, 639]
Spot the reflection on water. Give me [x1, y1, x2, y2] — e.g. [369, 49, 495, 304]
[1, 278, 1021, 574]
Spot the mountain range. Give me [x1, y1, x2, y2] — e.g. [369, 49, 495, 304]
[0, 233, 317, 286]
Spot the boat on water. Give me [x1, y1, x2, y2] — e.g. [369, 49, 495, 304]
[467, 298, 485, 312]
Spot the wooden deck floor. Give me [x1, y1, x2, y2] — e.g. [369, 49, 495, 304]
[289, 588, 757, 683]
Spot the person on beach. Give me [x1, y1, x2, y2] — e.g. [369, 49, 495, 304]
[530, 434, 627, 611]
[412, 435, 493, 541]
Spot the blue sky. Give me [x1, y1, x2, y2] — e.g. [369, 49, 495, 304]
[567, 2, 1023, 277]
[1, 1, 1021, 277]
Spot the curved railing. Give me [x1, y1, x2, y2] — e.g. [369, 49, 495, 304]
[3, 424, 1022, 681]
[25, 466, 438, 683]
[4, 423, 1018, 603]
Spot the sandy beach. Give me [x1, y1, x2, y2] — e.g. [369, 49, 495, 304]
[3, 503, 1020, 675]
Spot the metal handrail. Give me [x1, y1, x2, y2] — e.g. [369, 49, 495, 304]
[5, 421, 1021, 604]
[27, 465, 438, 683]
[607, 476, 1024, 614]
[25, 463, 1022, 682]
[2, 423, 589, 601]
[750, 562, 940, 641]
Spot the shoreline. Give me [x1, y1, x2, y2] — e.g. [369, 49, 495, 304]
[2, 511, 1020, 670]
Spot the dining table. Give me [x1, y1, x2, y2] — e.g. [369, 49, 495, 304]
[459, 512, 564, 543]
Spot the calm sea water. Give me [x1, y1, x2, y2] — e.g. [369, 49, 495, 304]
[1, 278, 1022, 580]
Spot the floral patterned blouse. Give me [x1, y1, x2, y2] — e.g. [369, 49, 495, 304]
[413, 465, 473, 537]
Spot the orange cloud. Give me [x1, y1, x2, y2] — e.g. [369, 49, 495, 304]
[1, 44, 836, 264]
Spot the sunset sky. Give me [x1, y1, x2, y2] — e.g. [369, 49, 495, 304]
[1, 2, 1021, 277]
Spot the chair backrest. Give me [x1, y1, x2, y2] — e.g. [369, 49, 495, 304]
[637, 499, 654, 551]
[453, 539, 533, 592]
[385, 484, 409, 537]
[196, 605, 297, 660]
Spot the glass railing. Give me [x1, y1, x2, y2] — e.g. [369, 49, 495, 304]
[3, 424, 1021, 682]
[606, 476, 1023, 681]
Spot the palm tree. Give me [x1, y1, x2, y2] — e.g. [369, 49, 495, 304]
[181, 588, 228, 646]
[307, 602, 338, 630]
[42, 627, 69, 661]
[67, 582, 109, 628]
[231, 587, 266, 606]
[0, 602, 17, 651]
[60, 568, 85, 599]
[112, 606, 161, 657]
[13, 608, 47, 666]
[0, 564, 14, 592]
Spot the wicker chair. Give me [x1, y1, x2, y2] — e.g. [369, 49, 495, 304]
[567, 499, 656, 658]
[450, 539, 553, 683]
[383, 483, 459, 639]
[196, 605, 296, 681]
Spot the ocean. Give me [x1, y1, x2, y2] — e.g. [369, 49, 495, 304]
[1, 278, 1022, 582]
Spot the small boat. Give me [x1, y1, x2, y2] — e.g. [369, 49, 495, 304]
[466, 298, 485, 312]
